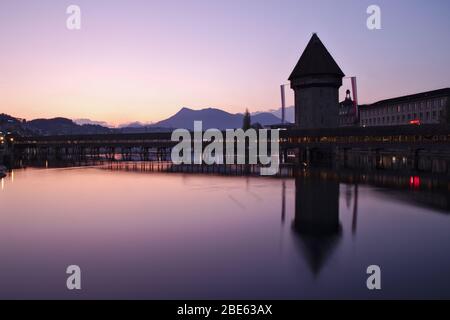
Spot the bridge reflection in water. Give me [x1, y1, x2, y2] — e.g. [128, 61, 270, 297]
[2, 161, 450, 293]
[279, 170, 448, 276]
[13, 157, 447, 278]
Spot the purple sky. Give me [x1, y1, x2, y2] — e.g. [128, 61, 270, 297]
[0, 0, 449, 125]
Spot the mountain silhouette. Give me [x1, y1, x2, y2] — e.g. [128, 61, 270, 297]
[1, 106, 285, 136]
[26, 118, 113, 135]
[151, 107, 282, 130]
[254, 106, 295, 124]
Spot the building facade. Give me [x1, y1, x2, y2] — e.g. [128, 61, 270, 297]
[338, 89, 358, 127]
[359, 88, 450, 127]
[289, 34, 345, 129]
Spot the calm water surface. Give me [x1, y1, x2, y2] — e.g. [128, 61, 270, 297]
[1, 166, 450, 299]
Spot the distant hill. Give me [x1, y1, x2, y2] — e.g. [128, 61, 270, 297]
[116, 126, 173, 134]
[253, 106, 295, 124]
[1, 106, 285, 137]
[150, 107, 282, 130]
[2, 114, 115, 136]
[270, 106, 295, 124]
[26, 118, 113, 135]
[0, 113, 36, 136]
[74, 118, 111, 127]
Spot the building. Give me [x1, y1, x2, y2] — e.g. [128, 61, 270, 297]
[289, 33, 345, 129]
[359, 88, 450, 127]
[339, 89, 358, 127]
[0, 131, 5, 149]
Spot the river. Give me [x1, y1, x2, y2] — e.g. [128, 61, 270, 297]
[0, 165, 449, 299]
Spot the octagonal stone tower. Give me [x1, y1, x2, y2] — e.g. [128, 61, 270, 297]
[289, 34, 345, 129]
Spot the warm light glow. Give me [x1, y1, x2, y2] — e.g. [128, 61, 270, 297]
[410, 176, 421, 189]
[0, 2, 448, 123]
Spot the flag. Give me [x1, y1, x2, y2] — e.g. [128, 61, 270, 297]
[351, 77, 359, 115]
[280, 85, 286, 124]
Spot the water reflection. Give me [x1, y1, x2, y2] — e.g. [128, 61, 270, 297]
[1, 165, 450, 299]
[286, 169, 450, 278]
[352, 184, 359, 235]
[0, 170, 14, 191]
[281, 180, 286, 224]
[291, 174, 342, 275]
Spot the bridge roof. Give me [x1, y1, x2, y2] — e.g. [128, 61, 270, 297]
[281, 124, 450, 138]
[12, 124, 450, 143]
[289, 33, 345, 80]
[14, 131, 174, 142]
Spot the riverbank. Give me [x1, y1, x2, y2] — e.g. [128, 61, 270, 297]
[0, 165, 6, 178]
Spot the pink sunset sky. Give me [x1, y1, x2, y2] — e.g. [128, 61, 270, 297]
[0, 0, 449, 126]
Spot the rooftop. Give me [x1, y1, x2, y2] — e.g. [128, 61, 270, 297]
[360, 88, 450, 109]
[289, 33, 345, 80]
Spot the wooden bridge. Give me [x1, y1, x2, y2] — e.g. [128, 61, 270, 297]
[281, 124, 450, 174]
[7, 124, 450, 175]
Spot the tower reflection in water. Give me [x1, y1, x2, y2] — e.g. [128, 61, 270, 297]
[291, 173, 348, 276]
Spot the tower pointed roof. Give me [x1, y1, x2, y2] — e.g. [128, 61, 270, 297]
[289, 33, 345, 80]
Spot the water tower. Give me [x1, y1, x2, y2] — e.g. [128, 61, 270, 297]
[289, 34, 345, 129]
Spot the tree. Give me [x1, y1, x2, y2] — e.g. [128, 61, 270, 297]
[242, 109, 251, 131]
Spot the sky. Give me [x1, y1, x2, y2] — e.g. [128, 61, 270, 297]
[0, 0, 449, 126]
